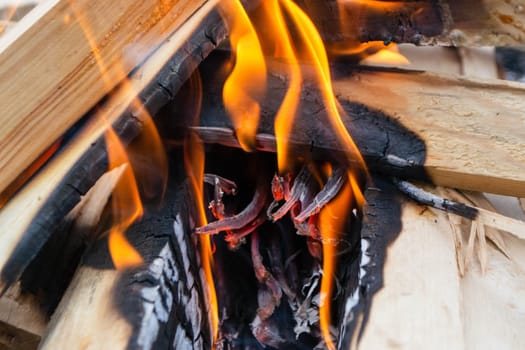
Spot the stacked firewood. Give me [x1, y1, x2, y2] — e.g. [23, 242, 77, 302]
[0, 0, 524, 349]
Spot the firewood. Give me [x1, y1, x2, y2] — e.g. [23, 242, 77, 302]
[348, 194, 525, 350]
[39, 179, 213, 350]
[0, 0, 212, 197]
[11, 165, 126, 316]
[0, 3, 225, 293]
[394, 179, 525, 241]
[299, 0, 525, 46]
[332, 68, 525, 196]
[191, 52, 525, 197]
[430, 0, 525, 46]
[350, 199, 465, 350]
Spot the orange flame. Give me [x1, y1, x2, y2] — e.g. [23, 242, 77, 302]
[221, 1, 370, 346]
[360, 43, 410, 66]
[106, 127, 144, 269]
[218, 0, 267, 152]
[318, 170, 356, 350]
[279, 0, 366, 170]
[184, 132, 219, 346]
[68, 0, 167, 268]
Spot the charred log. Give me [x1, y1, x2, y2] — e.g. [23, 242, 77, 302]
[40, 159, 213, 349]
[0, 9, 227, 292]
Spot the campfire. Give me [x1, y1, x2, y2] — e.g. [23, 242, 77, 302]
[1, 0, 525, 349]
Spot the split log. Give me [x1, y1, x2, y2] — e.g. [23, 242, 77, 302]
[332, 67, 525, 196]
[40, 178, 214, 349]
[0, 3, 225, 292]
[192, 51, 525, 197]
[348, 197, 465, 350]
[0, 0, 211, 197]
[344, 191, 525, 350]
[297, 0, 525, 46]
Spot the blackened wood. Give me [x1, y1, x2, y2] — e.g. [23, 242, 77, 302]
[190, 51, 525, 196]
[295, 0, 443, 45]
[185, 50, 427, 176]
[0, 9, 227, 293]
[40, 170, 213, 349]
[296, 0, 525, 47]
[338, 176, 403, 349]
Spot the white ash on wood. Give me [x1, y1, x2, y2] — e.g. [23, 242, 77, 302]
[40, 176, 214, 349]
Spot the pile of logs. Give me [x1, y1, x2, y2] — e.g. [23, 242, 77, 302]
[0, 0, 524, 349]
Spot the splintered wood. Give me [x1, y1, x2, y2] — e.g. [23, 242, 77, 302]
[357, 199, 525, 350]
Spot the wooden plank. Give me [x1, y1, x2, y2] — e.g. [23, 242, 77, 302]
[356, 200, 464, 350]
[0, 0, 208, 196]
[0, 0, 221, 292]
[333, 70, 525, 196]
[193, 53, 525, 197]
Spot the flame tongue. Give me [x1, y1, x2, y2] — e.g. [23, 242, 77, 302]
[219, 0, 267, 152]
[184, 132, 219, 345]
[218, 0, 371, 347]
[105, 128, 144, 269]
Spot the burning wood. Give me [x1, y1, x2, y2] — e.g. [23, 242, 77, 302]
[0, 2, 225, 293]
[1, 0, 525, 349]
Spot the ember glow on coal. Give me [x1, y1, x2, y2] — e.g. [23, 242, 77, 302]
[193, 148, 362, 349]
[209, 1, 374, 347]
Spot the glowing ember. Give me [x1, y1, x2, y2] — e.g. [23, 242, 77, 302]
[211, 0, 372, 347]
[184, 132, 219, 345]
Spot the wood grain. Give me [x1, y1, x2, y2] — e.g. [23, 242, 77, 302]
[334, 70, 525, 196]
[357, 201, 464, 350]
[0, 0, 207, 195]
[0, 0, 220, 292]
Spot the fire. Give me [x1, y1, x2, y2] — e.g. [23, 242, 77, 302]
[105, 127, 144, 269]
[69, 1, 167, 268]
[318, 170, 355, 350]
[359, 43, 410, 66]
[218, 0, 267, 152]
[184, 132, 219, 345]
[219, 0, 371, 346]
[333, 0, 410, 66]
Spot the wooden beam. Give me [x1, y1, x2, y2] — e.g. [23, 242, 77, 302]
[0, 0, 209, 196]
[0, 0, 223, 292]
